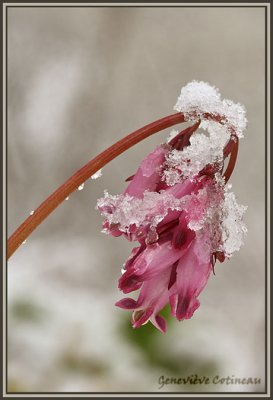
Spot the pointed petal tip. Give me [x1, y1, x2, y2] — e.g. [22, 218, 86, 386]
[154, 314, 167, 333]
[118, 273, 143, 293]
[115, 298, 137, 310]
[132, 308, 153, 328]
[176, 298, 200, 321]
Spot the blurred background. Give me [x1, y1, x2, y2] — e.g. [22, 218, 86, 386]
[7, 6, 266, 393]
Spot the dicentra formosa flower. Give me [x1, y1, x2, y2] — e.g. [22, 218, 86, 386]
[97, 81, 247, 333]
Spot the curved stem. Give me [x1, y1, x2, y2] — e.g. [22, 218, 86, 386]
[223, 138, 239, 183]
[8, 113, 185, 259]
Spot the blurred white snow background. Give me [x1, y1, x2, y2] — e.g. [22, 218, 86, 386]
[7, 7, 265, 393]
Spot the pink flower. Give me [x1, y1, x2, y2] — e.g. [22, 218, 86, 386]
[97, 81, 247, 332]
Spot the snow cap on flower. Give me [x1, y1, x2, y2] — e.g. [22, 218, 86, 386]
[174, 80, 247, 138]
[97, 80, 247, 332]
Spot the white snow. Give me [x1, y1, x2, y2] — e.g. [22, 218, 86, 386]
[91, 169, 102, 180]
[174, 80, 247, 138]
[163, 127, 228, 183]
[97, 190, 184, 237]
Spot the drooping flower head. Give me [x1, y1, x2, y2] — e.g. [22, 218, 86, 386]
[97, 81, 247, 333]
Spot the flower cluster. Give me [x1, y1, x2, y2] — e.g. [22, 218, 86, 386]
[97, 81, 247, 332]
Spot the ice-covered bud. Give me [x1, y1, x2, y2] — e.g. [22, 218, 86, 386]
[97, 81, 247, 332]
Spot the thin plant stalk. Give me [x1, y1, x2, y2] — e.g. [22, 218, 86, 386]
[8, 113, 185, 259]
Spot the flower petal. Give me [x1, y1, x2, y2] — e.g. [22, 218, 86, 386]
[171, 237, 212, 320]
[118, 239, 189, 293]
[164, 179, 197, 198]
[151, 314, 167, 333]
[171, 215, 195, 250]
[123, 243, 146, 271]
[132, 308, 154, 328]
[124, 145, 168, 198]
[115, 298, 137, 310]
[130, 269, 171, 331]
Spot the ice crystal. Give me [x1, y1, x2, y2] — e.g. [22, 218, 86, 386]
[162, 168, 182, 186]
[91, 169, 102, 180]
[174, 80, 247, 138]
[175, 81, 221, 116]
[97, 190, 185, 235]
[184, 175, 247, 256]
[163, 129, 228, 183]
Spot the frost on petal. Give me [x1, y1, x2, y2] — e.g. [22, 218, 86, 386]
[184, 179, 225, 252]
[162, 169, 182, 186]
[163, 131, 227, 182]
[183, 175, 247, 257]
[96, 190, 187, 240]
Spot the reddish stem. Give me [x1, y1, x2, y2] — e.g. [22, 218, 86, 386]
[223, 138, 239, 183]
[169, 120, 201, 148]
[8, 113, 185, 259]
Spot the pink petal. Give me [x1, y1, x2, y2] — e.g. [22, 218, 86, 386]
[115, 298, 137, 310]
[123, 243, 146, 271]
[136, 269, 170, 308]
[102, 221, 122, 237]
[151, 314, 167, 333]
[176, 296, 200, 320]
[168, 261, 178, 290]
[119, 272, 144, 294]
[124, 145, 167, 198]
[171, 213, 195, 250]
[131, 269, 171, 331]
[157, 209, 181, 228]
[169, 293, 178, 317]
[118, 263, 175, 332]
[118, 240, 188, 293]
[132, 308, 154, 328]
[171, 238, 212, 321]
[164, 179, 197, 198]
